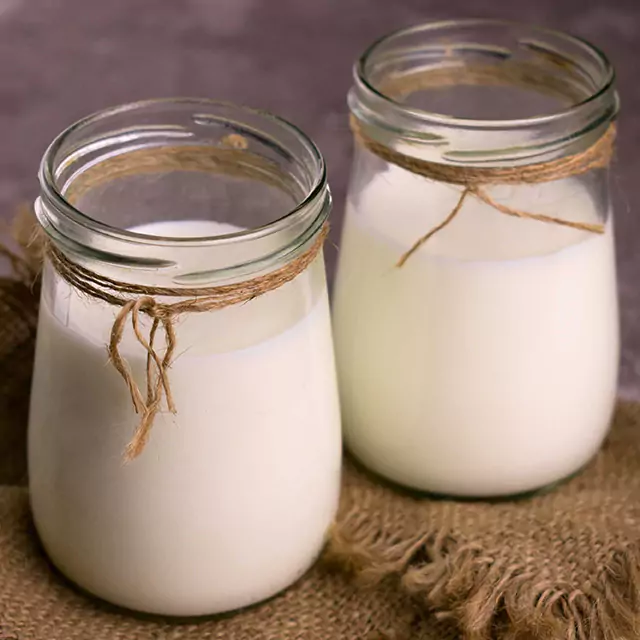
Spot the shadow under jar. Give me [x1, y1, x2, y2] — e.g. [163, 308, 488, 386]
[29, 99, 342, 616]
[333, 20, 619, 498]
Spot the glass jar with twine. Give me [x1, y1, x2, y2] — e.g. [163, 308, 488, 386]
[333, 19, 619, 498]
[28, 99, 342, 616]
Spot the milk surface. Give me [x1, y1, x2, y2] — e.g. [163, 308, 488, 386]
[333, 166, 618, 497]
[29, 220, 342, 615]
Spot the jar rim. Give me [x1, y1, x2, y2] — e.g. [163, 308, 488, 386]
[38, 98, 329, 249]
[353, 18, 616, 130]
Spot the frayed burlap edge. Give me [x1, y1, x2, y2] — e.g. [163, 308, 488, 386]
[329, 412, 640, 640]
[329, 522, 640, 640]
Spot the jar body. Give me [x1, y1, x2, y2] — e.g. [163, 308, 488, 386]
[333, 154, 618, 497]
[28, 99, 341, 615]
[29, 252, 341, 615]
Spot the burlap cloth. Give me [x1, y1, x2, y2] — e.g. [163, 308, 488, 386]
[0, 487, 454, 640]
[1, 215, 640, 639]
[330, 409, 640, 640]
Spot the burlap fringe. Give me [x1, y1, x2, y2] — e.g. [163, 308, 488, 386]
[327, 513, 640, 640]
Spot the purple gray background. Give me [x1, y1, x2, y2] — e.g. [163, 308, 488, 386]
[0, 0, 638, 393]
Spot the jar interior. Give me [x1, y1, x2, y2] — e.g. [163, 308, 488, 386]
[48, 101, 320, 239]
[404, 84, 566, 121]
[362, 21, 610, 121]
[75, 163, 299, 237]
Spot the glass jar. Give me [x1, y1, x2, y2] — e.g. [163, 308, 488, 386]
[333, 20, 619, 498]
[29, 99, 342, 616]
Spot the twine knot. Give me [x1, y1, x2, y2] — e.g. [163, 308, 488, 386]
[351, 115, 615, 267]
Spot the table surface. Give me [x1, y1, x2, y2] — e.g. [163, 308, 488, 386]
[0, 0, 638, 393]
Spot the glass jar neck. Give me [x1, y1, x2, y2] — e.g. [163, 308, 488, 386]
[36, 99, 330, 287]
[349, 20, 618, 167]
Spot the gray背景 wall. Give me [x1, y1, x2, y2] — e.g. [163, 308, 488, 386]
[0, 0, 637, 393]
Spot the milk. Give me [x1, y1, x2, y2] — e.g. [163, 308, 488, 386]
[333, 166, 618, 497]
[29, 220, 342, 616]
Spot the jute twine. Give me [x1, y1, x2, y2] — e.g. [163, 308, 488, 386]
[351, 62, 616, 266]
[41, 143, 328, 460]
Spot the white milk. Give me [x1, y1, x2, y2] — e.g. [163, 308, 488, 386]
[29, 220, 342, 616]
[333, 166, 618, 497]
